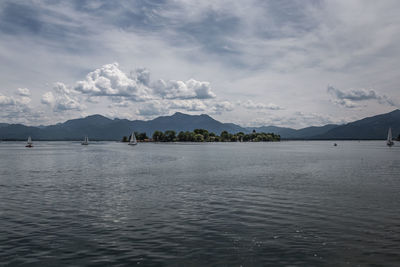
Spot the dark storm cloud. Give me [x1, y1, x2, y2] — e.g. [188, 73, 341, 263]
[75, 0, 242, 56]
[69, 0, 170, 30]
[176, 9, 241, 55]
[0, 0, 244, 59]
[0, 1, 92, 53]
[0, 0, 317, 67]
[0, 2, 42, 34]
[255, 0, 321, 38]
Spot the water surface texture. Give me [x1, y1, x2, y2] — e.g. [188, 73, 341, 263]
[1, 141, 399, 266]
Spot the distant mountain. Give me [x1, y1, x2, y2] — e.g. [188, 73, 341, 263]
[133, 112, 246, 135]
[0, 112, 247, 141]
[1, 110, 399, 140]
[246, 124, 338, 139]
[0, 124, 42, 140]
[292, 124, 339, 139]
[313, 109, 400, 140]
[248, 126, 297, 138]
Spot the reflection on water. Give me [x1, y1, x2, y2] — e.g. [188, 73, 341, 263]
[0, 141, 399, 266]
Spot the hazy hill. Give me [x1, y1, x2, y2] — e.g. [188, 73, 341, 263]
[0, 112, 247, 140]
[313, 109, 400, 140]
[129, 112, 246, 135]
[1, 110, 399, 140]
[248, 126, 297, 138]
[246, 124, 338, 139]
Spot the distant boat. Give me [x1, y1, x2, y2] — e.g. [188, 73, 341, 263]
[334, 143, 337, 147]
[26, 136, 33, 148]
[387, 128, 394, 147]
[129, 132, 137, 145]
[82, 136, 89, 145]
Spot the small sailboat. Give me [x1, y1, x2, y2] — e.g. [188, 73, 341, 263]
[128, 132, 137, 145]
[26, 136, 33, 148]
[82, 136, 89, 145]
[387, 127, 394, 147]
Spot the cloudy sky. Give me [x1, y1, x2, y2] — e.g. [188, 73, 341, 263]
[0, 0, 399, 128]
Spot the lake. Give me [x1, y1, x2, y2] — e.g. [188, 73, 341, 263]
[0, 141, 399, 266]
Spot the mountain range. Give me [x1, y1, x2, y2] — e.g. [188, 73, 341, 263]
[0, 110, 399, 141]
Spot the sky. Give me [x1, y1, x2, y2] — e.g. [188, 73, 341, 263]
[0, 0, 399, 128]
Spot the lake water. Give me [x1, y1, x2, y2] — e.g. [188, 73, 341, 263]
[0, 141, 399, 266]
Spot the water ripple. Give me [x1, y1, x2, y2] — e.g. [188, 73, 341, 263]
[1, 141, 399, 266]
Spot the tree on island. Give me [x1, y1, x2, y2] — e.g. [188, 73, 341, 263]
[129, 129, 280, 142]
[220, 130, 230, 141]
[164, 130, 176, 142]
[194, 133, 204, 142]
[138, 132, 148, 140]
[152, 131, 164, 142]
[194, 129, 209, 140]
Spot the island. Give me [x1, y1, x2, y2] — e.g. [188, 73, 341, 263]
[122, 129, 280, 143]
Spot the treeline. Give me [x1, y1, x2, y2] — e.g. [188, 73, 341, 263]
[122, 132, 148, 142]
[122, 129, 279, 142]
[127, 129, 279, 142]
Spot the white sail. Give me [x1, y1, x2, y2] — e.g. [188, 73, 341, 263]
[129, 132, 137, 145]
[387, 128, 394, 146]
[82, 136, 89, 145]
[26, 136, 33, 147]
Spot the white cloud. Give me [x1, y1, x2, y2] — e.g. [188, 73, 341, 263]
[327, 86, 397, 108]
[169, 99, 207, 111]
[104, 110, 136, 121]
[0, 92, 44, 124]
[136, 100, 168, 117]
[0, 94, 16, 106]
[73, 63, 217, 109]
[19, 96, 31, 105]
[152, 78, 216, 100]
[41, 91, 55, 105]
[108, 100, 130, 108]
[74, 63, 152, 101]
[243, 111, 342, 129]
[54, 63, 224, 117]
[86, 96, 101, 104]
[208, 100, 234, 114]
[135, 68, 150, 86]
[241, 100, 282, 110]
[41, 82, 85, 112]
[0, 93, 30, 107]
[16, 88, 30, 96]
[332, 99, 358, 109]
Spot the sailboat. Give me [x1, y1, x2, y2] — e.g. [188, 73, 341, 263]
[387, 127, 394, 147]
[81, 136, 89, 145]
[26, 136, 33, 148]
[128, 132, 137, 145]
